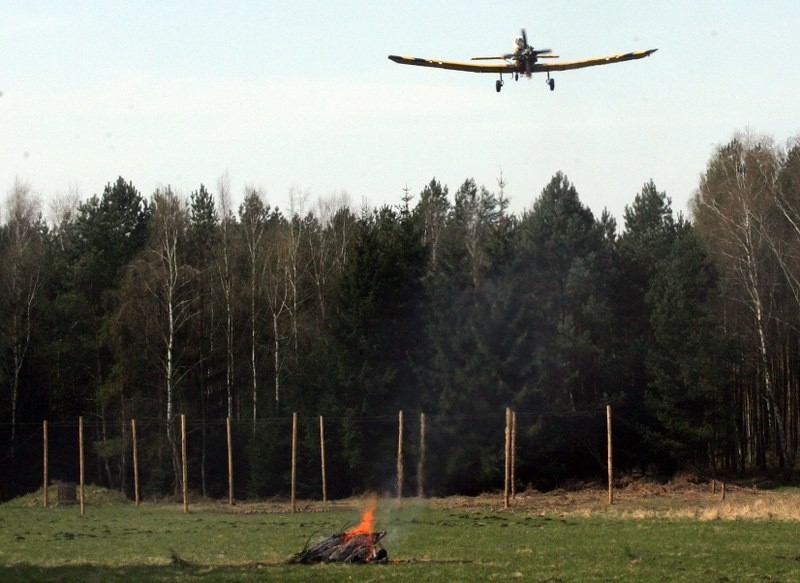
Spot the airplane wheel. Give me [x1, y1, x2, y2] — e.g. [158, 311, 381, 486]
[548, 78, 555, 91]
[496, 80, 502, 92]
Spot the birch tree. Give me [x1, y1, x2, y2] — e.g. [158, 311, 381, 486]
[215, 173, 236, 419]
[0, 180, 44, 455]
[286, 187, 311, 355]
[263, 212, 290, 408]
[307, 193, 354, 331]
[692, 133, 795, 478]
[239, 188, 269, 427]
[772, 139, 800, 316]
[128, 188, 196, 492]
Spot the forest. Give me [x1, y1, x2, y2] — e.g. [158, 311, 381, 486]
[1, 131, 800, 501]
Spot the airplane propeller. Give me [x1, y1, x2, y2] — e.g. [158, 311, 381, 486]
[471, 28, 559, 66]
[516, 28, 553, 76]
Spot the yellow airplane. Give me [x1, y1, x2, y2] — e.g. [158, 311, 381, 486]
[389, 28, 657, 92]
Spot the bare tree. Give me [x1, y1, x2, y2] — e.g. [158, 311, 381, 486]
[307, 192, 354, 331]
[240, 187, 269, 428]
[48, 185, 80, 238]
[452, 179, 506, 287]
[692, 133, 795, 477]
[215, 173, 236, 419]
[770, 138, 800, 311]
[141, 188, 196, 492]
[286, 187, 312, 355]
[262, 217, 290, 407]
[415, 179, 449, 273]
[0, 179, 44, 456]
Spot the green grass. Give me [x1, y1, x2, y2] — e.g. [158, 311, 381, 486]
[1, 493, 799, 581]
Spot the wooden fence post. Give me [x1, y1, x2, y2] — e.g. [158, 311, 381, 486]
[79, 416, 85, 516]
[42, 420, 48, 508]
[504, 407, 511, 509]
[397, 410, 404, 499]
[226, 417, 234, 506]
[181, 414, 188, 513]
[511, 410, 517, 500]
[131, 419, 140, 505]
[291, 412, 298, 513]
[319, 416, 327, 503]
[607, 405, 614, 505]
[417, 412, 426, 498]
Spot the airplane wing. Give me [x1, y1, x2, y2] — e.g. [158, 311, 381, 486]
[388, 55, 517, 74]
[532, 49, 657, 72]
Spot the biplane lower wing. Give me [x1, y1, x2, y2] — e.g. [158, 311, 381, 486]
[531, 48, 657, 72]
[388, 55, 517, 74]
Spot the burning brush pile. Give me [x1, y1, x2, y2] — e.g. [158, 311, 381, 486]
[289, 496, 388, 564]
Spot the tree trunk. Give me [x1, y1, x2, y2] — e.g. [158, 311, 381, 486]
[274, 312, 281, 405]
[251, 271, 258, 433]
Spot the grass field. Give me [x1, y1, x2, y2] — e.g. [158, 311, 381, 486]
[2, 482, 800, 582]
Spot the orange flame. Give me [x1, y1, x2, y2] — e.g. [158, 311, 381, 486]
[346, 494, 378, 537]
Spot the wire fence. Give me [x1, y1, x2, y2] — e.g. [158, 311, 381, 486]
[0, 407, 698, 508]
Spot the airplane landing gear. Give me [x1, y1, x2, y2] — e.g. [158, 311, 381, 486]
[496, 79, 503, 92]
[547, 76, 555, 91]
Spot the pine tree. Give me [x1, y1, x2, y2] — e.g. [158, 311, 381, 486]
[645, 222, 734, 470]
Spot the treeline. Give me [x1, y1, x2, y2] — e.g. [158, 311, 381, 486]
[2, 131, 799, 501]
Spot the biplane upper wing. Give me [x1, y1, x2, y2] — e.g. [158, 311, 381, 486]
[531, 49, 657, 73]
[388, 55, 517, 74]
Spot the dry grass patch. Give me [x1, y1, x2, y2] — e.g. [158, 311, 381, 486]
[416, 475, 800, 522]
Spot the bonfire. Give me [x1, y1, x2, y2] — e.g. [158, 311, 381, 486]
[289, 496, 388, 564]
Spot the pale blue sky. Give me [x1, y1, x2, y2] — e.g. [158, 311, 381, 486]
[2, 1, 798, 223]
